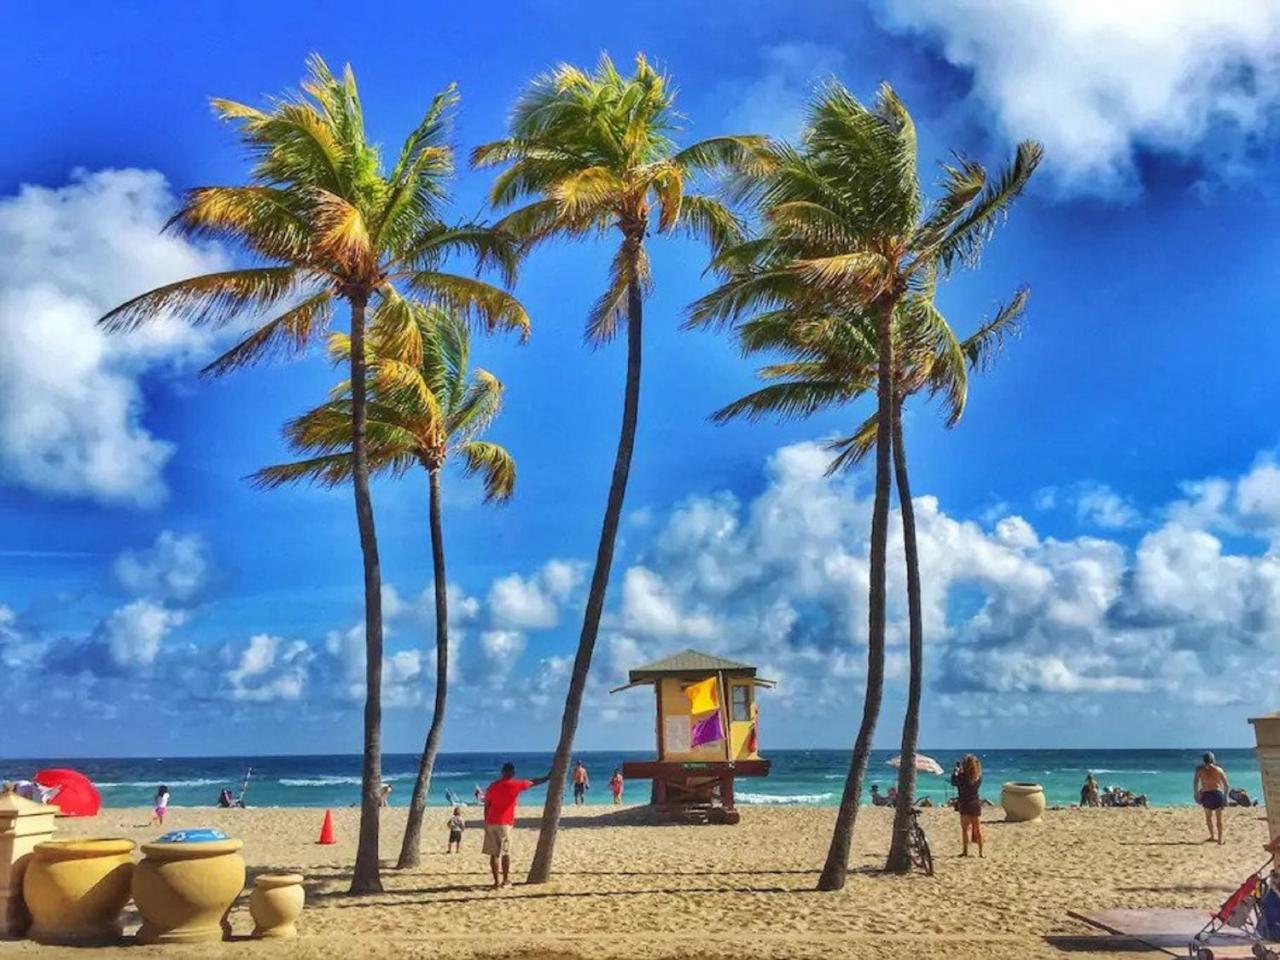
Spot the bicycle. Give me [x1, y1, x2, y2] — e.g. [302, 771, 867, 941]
[906, 806, 934, 876]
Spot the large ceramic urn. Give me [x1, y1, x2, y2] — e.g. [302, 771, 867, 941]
[1000, 782, 1046, 822]
[22, 838, 135, 945]
[133, 836, 245, 944]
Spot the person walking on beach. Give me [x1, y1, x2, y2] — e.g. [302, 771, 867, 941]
[572, 760, 590, 805]
[483, 762, 550, 889]
[150, 785, 170, 826]
[610, 768, 624, 805]
[445, 806, 465, 854]
[1194, 752, 1230, 844]
[950, 756, 984, 858]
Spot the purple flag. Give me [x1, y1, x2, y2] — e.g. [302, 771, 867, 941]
[690, 710, 723, 747]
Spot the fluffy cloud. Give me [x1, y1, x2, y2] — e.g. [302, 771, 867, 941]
[113, 531, 214, 603]
[879, 0, 1280, 195]
[1075, 484, 1141, 529]
[0, 168, 225, 505]
[720, 43, 848, 138]
[224, 633, 310, 702]
[487, 560, 584, 629]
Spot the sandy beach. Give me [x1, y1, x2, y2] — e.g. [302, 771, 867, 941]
[0, 802, 1268, 959]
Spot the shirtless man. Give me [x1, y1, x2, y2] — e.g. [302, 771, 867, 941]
[1193, 752, 1230, 844]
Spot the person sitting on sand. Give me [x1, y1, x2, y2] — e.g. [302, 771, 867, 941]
[950, 756, 984, 858]
[446, 806, 465, 854]
[1194, 752, 1230, 844]
[572, 760, 590, 805]
[1080, 773, 1100, 807]
[150, 785, 170, 826]
[483, 762, 550, 889]
[610, 768, 624, 806]
[1229, 787, 1255, 807]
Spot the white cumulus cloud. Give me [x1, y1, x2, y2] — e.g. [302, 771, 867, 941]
[879, 0, 1280, 195]
[0, 168, 226, 505]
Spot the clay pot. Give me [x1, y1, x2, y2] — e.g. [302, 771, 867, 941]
[23, 838, 135, 945]
[250, 873, 304, 939]
[1001, 782, 1046, 822]
[133, 838, 245, 944]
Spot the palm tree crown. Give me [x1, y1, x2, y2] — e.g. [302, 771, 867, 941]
[101, 54, 528, 362]
[251, 295, 515, 498]
[472, 52, 767, 338]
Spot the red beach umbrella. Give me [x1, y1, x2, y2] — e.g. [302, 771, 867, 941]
[33, 768, 101, 817]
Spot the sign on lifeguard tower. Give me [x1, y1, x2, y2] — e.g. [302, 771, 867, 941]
[610, 648, 775, 824]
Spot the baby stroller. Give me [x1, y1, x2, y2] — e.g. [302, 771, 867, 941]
[1189, 857, 1280, 960]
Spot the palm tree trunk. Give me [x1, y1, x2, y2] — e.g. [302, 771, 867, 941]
[817, 296, 895, 892]
[397, 466, 450, 869]
[527, 243, 644, 885]
[884, 396, 924, 873]
[348, 291, 386, 895]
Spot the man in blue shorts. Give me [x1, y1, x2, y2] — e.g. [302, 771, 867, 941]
[1194, 752, 1230, 845]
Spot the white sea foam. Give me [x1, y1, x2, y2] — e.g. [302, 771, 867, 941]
[737, 791, 834, 805]
[98, 778, 223, 788]
[278, 777, 363, 787]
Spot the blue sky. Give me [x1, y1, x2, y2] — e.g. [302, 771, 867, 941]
[4, 1, 1280, 757]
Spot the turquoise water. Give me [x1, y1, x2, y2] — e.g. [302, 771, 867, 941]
[1, 749, 1263, 810]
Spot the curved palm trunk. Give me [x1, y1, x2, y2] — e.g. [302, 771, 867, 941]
[397, 466, 450, 869]
[884, 396, 925, 873]
[528, 244, 644, 885]
[817, 297, 895, 892]
[349, 292, 386, 895]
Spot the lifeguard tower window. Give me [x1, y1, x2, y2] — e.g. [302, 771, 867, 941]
[731, 684, 751, 722]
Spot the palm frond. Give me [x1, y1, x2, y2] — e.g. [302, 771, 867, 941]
[460, 441, 516, 502]
[99, 267, 303, 333]
[201, 291, 334, 378]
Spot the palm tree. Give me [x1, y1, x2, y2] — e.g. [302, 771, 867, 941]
[98, 56, 528, 893]
[471, 52, 768, 883]
[252, 295, 515, 869]
[710, 281, 1028, 872]
[689, 81, 1040, 890]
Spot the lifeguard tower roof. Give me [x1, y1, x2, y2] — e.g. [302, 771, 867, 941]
[627, 649, 756, 683]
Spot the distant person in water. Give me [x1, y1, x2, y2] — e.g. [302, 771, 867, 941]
[483, 762, 550, 889]
[1194, 752, 1230, 844]
[610, 768, 624, 805]
[1080, 773, 1100, 807]
[572, 761, 590, 805]
[150, 785, 170, 826]
[950, 756, 984, 858]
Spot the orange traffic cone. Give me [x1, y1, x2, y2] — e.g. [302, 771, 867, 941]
[317, 809, 335, 845]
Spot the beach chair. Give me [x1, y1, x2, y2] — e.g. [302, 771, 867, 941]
[1189, 857, 1280, 960]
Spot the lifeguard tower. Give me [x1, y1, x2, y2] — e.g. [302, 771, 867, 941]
[610, 649, 774, 824]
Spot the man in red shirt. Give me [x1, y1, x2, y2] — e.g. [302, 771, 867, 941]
[483, 762, 549, 888]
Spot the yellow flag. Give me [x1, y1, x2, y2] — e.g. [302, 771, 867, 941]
[685, 676, 719, 714]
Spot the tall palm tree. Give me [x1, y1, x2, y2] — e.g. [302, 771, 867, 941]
[710, 281, 1028, 872]
[98, 56, 527, 893]
[689, 81, 1040, 890]
[251, 295, 515, 870]
[471, 52, 768, 883]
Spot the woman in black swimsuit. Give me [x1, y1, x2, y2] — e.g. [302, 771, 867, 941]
[950, 754, 984, 858]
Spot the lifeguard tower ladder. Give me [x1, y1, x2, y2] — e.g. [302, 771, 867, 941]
[610, 649, 774, 824]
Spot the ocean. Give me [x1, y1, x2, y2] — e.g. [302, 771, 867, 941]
[1, 748, 1264, 810]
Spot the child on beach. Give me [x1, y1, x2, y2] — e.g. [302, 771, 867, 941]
[150, 785, 170, 826]
[610, 768, 623, 805]
[446, 806, 465, 853]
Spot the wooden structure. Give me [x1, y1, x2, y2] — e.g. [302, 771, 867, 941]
[611, 649, 774, 824]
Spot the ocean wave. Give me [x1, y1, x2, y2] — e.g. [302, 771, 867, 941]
[98, 778, 224, 788]
[278, 777, 363, 787]
[737, 791, 833, 805]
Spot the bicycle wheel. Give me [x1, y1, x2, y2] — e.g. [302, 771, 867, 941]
[910, 829, 934, 877]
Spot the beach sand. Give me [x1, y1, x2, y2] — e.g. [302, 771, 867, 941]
[4, 803, 1271, 959]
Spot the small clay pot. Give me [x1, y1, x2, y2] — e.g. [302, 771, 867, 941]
[23, 838, 135, 945]
[250, 873, 304, 939]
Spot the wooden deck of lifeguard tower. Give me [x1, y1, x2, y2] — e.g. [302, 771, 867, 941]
[611, 649, 774, 824]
